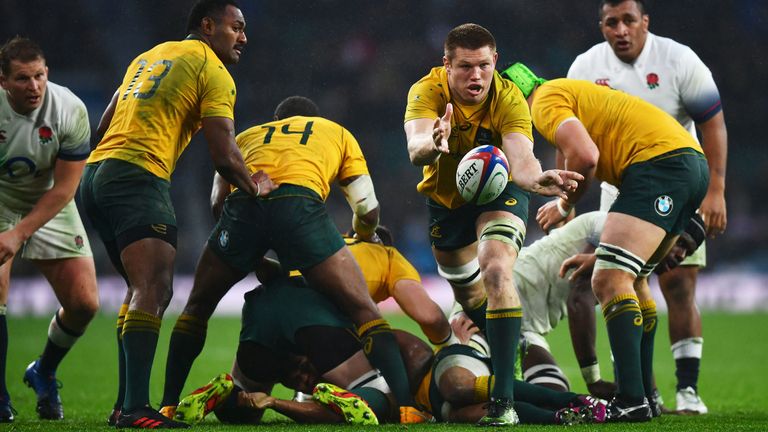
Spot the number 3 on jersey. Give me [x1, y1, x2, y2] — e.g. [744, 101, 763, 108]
[121, 59, 173, 100]
[262, 121, 314, 145]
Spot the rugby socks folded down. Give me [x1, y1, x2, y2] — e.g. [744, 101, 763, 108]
[603, 294, 644, 403]
[357, 319, 415, 407]
[162, 313, 208, 407]
[486, 307, 522, 400]
[38, 309, 84, 376]
[672, 337, 703, 391]
[121, 310, 162, 412]
[114, 303, 128, 410]
[640, 299, 658, 398]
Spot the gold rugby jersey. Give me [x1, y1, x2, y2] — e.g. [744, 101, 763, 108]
[236, 116, 368, 200]
[89, 39, 236, 180]
[345, 237, 421, 303]
[405, 67, 532, 208]
[531, 79, 702, 186]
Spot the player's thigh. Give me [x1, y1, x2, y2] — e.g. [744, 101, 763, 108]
[86, 159, 177, 250]
[206, 190, 269, 274]
[610, 150, 709, 252]
[269, 186, 345, 271]
[601, 213, 667, 262]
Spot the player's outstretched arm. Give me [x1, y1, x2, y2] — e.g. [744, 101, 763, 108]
[404, 103, 452, 166]
[392, 279, 453, 346]
[202, 116, 277, 198]
[0, 159, 85, 265]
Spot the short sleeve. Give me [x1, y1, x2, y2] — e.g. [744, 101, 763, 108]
[530, 83, 577, 143]
[496, 82, 533, 141]
[385, 247, 421, 298]
[337, 127, 370, 180]
[57, 97, 91, 161]
[404, 78, 443, 123]
[676, 47, 722, 123]
[199, 61, 236, 120]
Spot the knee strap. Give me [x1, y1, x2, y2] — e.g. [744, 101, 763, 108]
[438, 258, 481, 288]
[479, 218, 525, 253]
[594, 242, 646, 277]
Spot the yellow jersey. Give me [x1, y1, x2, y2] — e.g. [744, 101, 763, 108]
[89, 39, 236, 180]
[236, 116, 369, 200]
[404, 67, 532, 208]
[531, 79, 702, 186]
[345, 237, 421, 303]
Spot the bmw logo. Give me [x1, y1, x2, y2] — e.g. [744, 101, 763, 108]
[218, 230, 230, 248]
[654, 195, 673, 216]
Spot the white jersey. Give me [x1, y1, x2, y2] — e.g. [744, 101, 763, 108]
[0, 81, 91, 212]
[514, 211, 606, 336]
[568, 33, 722, 138]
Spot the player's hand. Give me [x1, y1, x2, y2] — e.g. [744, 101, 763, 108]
[587, 380, 617, 400]
[449, 311, 479, 345]
[536, 200, 568, 233]
[559, 253, 597, 281]
[353, 231, 382, 244]
[251, 170, 279, 197]
[432, 103, 453, 155]
[240, 391, 275, 410]
[698, 188, 727, 238]
[532, 169, 582, 199]
[0, 229, 25, 267]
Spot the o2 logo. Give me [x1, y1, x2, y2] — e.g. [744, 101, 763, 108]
[1, 157, 37, 179]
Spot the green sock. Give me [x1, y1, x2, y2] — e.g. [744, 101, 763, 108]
[640, 300, 658, 398]
[122, 310, 161, 412]
[465, 297, 488, 332]
[358, 319, 414, 406]
[603, 295, 644, 403]
[487, 308, 522, 400]
[513, 379, 577, 409]
[352, 387, 391, 421]
[114, 304, 128, 409]
[513, 401, 557, 424]
[161, 314, 208, 406]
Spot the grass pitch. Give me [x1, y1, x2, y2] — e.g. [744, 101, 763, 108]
[4, 311, 768, 431]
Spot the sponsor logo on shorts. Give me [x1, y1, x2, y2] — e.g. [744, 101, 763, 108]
[218, 230, 230, 249]
[74, 235, 84, 249]
[430, 225, 442, 238]
[151, 224, 167, 234]
[505, 198, 517, 206]
[654, 195, 673, 216]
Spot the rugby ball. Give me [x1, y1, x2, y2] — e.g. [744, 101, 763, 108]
[456, 145, 509, 205]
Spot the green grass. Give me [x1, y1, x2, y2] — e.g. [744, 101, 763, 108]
[4, 311, 768, 431]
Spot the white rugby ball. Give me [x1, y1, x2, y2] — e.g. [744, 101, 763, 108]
[456, 145, 510, 205]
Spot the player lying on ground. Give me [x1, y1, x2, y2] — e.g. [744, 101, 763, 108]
[174, 282, 606, 425]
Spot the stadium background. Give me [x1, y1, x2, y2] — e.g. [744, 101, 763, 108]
[2, 0, 768, 312]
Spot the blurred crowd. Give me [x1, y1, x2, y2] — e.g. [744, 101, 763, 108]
[2, 0, 767, 275]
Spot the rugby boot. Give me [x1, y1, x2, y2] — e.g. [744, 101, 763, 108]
[23, 360, 63, 420]
[312, 382, 378, 425]
[116, 405, 189, 429]
[605, 396, 652, 422]
[477, 397, 519, 426]
[174, 373, 232, 423]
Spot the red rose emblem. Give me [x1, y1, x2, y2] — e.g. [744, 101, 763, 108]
[38, 126, 53, 144]
[646, 73, 660, 89]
